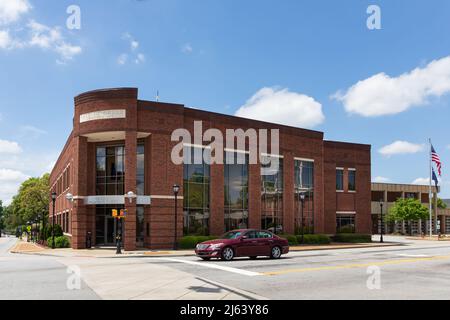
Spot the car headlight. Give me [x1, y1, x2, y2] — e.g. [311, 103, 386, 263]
[209, 243, 224, 250]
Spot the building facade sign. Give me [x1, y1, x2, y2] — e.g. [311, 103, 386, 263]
[80, 109, 126, 123]
[84, 195, 151, 205]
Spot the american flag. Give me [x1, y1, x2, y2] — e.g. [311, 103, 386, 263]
[431, 144, 442, 176]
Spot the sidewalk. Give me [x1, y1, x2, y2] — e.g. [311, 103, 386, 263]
[10, 240, 402, 258]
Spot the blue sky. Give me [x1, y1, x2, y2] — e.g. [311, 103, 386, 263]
[0, 0, 450, 203]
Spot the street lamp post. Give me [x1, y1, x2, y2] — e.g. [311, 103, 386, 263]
[173, 184, 180, 250]
[379, 199, 384, 243]
[299, 191, 306, 244]
[51, 192, 57, 249]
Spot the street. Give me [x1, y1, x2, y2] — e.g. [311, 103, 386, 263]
[3, 236, 450, 300]
[0, 237, 98, 300]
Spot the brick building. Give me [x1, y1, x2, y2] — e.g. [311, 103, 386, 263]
[49, 88, 372, 250]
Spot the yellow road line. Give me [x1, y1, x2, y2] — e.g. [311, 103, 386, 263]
[263, 254, 450, 276]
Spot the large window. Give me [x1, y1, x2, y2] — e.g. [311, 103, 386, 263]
[348, 169, 356, 191]
[336, 214, 355, 233]
[137, 144, 145, 195]
[294, 160, 314, 234]
[336, 169, 344, 191]
[261, 156, 283, 234]
[183, 146, 210, 236]
[96, 146, 125, 196]
[224, 151, 249, 232]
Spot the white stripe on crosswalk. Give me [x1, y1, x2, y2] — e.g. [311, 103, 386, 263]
[155, 258, 262, 277]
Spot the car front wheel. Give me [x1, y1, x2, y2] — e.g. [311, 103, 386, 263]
[270, 246, 282, 259]
[221, 247, 234, 261]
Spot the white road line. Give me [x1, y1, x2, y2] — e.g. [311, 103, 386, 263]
[155, 258, 263, 277]
[397, 254, 430, 258]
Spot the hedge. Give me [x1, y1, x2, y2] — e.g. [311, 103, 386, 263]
[47, 236, 71, 248]
[332, 233, 372, 243]
[178, 236, 218, 249]
[297, 234, 331, 245]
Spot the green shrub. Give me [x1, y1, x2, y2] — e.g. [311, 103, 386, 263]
[294, 226, 314, 235]
[178, 236, 218, 249]
[47, 236, 70, 248]
[332, 233, 372, 243]
[337, 226, 355, 234]
[43, 224, 63, 239]
[297, 234, 331, 245]
[280, 235, 298, 246]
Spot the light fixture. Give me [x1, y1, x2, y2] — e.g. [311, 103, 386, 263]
[300, 192, 306, 201]
[65, 193, 74, 202]
[51, 192, 57, 201]
[173, 184, 180, 195]
[126, 191, 136, 204]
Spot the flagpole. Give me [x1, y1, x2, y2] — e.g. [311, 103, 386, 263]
[429, 138, 433, 238]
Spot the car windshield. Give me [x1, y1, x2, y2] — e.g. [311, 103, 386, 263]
[220, 231, 243, 239]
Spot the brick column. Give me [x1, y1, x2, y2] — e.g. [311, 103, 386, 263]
[124, 131, 137, 251]
[210, 163, 224, 235]
[248, 163, 261, 229]
[72, 136, 88, 249]
[283, 153, 295, 235]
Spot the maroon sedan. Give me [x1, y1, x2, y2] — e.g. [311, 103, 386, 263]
[195, 229, 290, 261]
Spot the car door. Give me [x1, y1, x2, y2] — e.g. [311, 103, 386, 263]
[256, 231, 273, 256]
[236, 231, 258, 257]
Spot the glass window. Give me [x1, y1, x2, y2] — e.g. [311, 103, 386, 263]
[336, 215, 355, 233]
[257, 231, 273, 239]
[183, 146, 210, 236]
[220, 231, 243, 239]
[224, 151, 249, 232]
[348, 170, 356, 191]
[294, 160, 315, 234]
[96, 145, 125, 196]
[137, 144, 145, 195]
[136, 206, 145, 246]
[336, 169, 344, 191]
[261, 156, 283, 234]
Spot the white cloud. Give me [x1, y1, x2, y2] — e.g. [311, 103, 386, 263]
[0, 29, 12, 48]
[235, 87, 325, 129]
[117, 53, 127, 65]
[373, 176, 391, 183]
[0, 139, 22, 154]
[0, 168, 28, 181]
[119, 33, 145, 65]
[333, 56, 450, 117]
[0, 168, 29, 205]
[182, 43, 193, 54]
[27, 20, 82, 63]
[379, 141, 425, 157]
[0, 150, 57, 204]
[412, 177, 431, 185]
[135, 53, 145, 64]
[18, 125, 47, 139]
[0, 0, 31, 25]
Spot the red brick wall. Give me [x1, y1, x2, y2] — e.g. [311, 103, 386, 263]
[49, 88, 372, 250]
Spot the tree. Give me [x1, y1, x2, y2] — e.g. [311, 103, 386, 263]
[3, 174, 50, 230]
[437, 198, 447, 210]
[388, 198, 429, 235]
[0, 200, 4, 231]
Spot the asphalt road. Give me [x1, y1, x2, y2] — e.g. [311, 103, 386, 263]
[0, 237, 99, 300]
[3, 236, 450, 300]
[140, 236, 450, 300]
